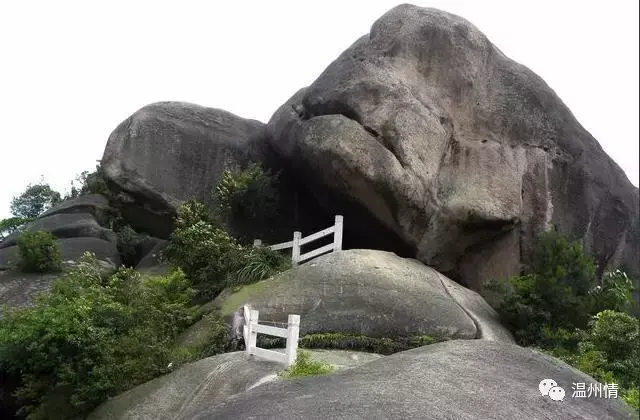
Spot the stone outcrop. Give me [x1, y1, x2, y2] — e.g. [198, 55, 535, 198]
[211, 249, 513, 342]
[192, 340, 637, 420]
[0, 195, 121, 271]
[101, 102, 272, 238]
[266, 5, 640, 296]
[88, 350, 381, 420]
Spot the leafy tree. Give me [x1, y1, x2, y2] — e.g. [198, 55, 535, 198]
[10, 183, 61, 220]
[590, 269, 635, 314]
[0, 254, 199, 419]
[16, 231, 61, 273]
[487, 230, 640, 413]
[63, 165, 111, 200]
[0, 217, 31, 240]
[213, 163, 280, 243]
[580, 310, 640, 387]
[485, 230, 598, 345]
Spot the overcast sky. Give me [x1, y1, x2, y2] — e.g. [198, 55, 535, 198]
[0, 0, 638, 219]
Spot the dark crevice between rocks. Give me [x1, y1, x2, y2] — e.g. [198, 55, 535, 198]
[266, 109, 415, 258]
[293, 174, 415, 258]
[105, 176, 177, 240]
[440, 217, 521, 289]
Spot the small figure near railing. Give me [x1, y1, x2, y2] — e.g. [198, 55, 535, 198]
[253, 215, 343, 266]
[243, 304, 300, 366]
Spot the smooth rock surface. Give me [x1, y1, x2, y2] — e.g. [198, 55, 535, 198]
[0, 270, 60, 313]
[0, 238, 119, 271]
[88, 350, 379, 420]
[0, 246, 17, 270]
[136, 238, 170, 275]
[102, 102, 270, 237]
[39, 194, 110, 219]
[56, 237, 120, 267]
[213, 249, 512, 342]
[192, 340, 636, 420]
[0, 238, 119, 312]
[0, 212, 116, 249]
[266, 5, 640, 296]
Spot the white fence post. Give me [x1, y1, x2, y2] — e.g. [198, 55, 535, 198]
[248, 309, 259, 355]
[285, 314, 300, 367]
[292, 231, 302, 266]
[333, 215, 343, 251]
[243, 305, 251, 355]
[253, 239, 262, 248]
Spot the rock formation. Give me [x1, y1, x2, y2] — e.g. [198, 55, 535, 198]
[101, 102, 271, 237]
[191, 340, 636, 419]
[211, 249, 513, 342]
[266, 5, 640, 295]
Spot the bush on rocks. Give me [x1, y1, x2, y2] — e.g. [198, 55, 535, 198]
[16, 230, 62, 273]
[486, 230, 639, 413]
[164, 200, 290, 302]
[0, 254, 199, 419]
[213, 163, 280, 244]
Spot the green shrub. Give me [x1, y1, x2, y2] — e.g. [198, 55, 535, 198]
[279, 351, 333, 378]
[296, 332, 445, 355]
[485, 230, 600, 346]
[622, 387, 640, 414]
[536, 310, 639, 414]
[79, 165, 110, 197]
[165, 200, 291, 302]
[580, 310, 640, 389]
[231, 246, 291, 287]
[164, 201, 244, 301]
[213, 163, 280, 243]
[591, 269, 635, 314]
[64, 165, 111, 200]
[116, 225, 148, 267]
[16, 230, 61, 273]
[0, 254, 197, 419]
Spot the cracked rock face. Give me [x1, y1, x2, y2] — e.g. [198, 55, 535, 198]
[267, 5, 639, 293]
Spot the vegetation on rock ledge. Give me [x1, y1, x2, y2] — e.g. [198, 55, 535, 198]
[0, 253, 221, 419]
[485, 230, 639, 412]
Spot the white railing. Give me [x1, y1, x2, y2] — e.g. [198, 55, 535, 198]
[243, 304, 300, 366]
[253, 215, 343, 266]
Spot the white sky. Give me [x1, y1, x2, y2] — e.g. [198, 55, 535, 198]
[0, 0, 638, 219]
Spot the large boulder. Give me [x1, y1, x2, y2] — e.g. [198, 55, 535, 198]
[266, 5, 640, 296]
[88, 350, 380, 420]
[211, 249, 512, 343]
[192, 340, 636, 420]
[101, 102, 272, 238]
